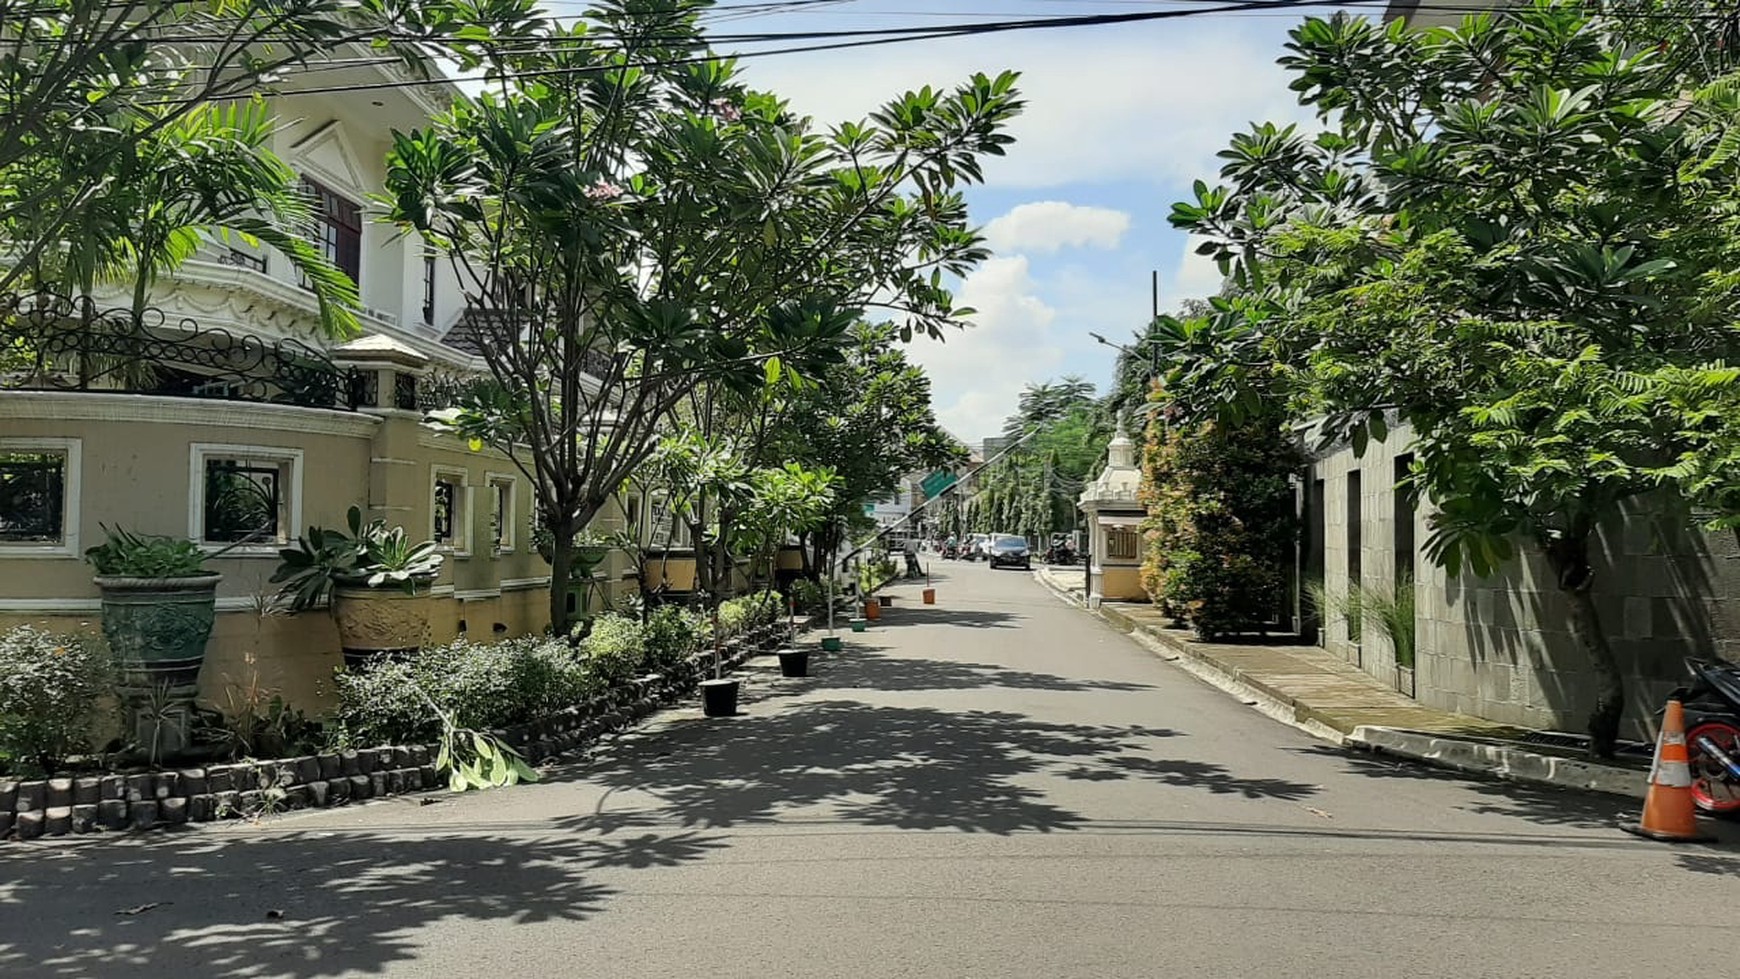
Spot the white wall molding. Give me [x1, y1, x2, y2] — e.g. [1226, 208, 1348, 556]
[0, 391, 380, 439]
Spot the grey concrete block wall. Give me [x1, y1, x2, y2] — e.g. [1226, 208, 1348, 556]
[1306, 420, 1738, 741]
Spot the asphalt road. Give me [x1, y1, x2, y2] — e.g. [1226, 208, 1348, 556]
[4, 561, 1738, 979]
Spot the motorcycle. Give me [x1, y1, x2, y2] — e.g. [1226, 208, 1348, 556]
[1670, 657, 1740, 818]
[941, 542, 960, 560]
[1045, 543, 1076, 566]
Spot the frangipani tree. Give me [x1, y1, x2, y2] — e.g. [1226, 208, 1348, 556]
[387, 0, 1021, 633]
[1157, 5, 1740, 755]
[0, 0, 449, 299]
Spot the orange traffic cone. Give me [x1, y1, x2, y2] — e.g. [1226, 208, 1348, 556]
[1622, 699, 1712, 843]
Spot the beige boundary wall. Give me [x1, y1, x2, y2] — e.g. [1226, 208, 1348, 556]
[0, 390, 633, 713]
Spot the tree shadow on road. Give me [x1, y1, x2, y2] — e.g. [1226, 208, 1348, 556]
[1287, 745, 1633, 830]
[0, 817, 712, 979]
[860, 607, 1021, 629]
[792, 647, 1154, 694]
[553, 699, 1316, 836]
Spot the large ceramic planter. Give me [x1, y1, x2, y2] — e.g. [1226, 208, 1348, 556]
[93, 574, 221, 693]
[333, 582, 434, 668]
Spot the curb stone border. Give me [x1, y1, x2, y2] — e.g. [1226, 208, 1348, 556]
[1030, 567, 1650, 801]
[2, 617, 826, 843]
[1347, 725, 1647, 799]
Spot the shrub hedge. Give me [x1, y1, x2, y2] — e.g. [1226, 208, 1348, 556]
[0, 625, 114, 776]
[1140, 407, 1303, 639]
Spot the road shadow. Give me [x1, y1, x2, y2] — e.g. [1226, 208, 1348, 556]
[860, 606, 1021, 629]
[551, 699, 1316, 836]
[0, 813, 728, 979]
[791, 647, 1154, 694]
[1677, 852, 1740, 877]
[1289, 745, 1648, 832]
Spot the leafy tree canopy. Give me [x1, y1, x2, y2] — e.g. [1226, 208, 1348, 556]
[1154, 1, 1740, 753]
[394, 0, 1020, 629]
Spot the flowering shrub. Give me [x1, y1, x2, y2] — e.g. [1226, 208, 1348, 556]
[1140, 405, 1302, 640]
[0, 626, 114, 775]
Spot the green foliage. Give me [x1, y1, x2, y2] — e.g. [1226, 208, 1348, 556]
[272, 506, 443, 611]
[972, 380, 1104, 539]
[715, 590, 782, 639]
[772, 321, 967, 569]
[0, 0, 435, 304]
[1156, 3, 1740, 753]
[390, 2, 1019, 634]
[1357, 576, 1417, 669]
[1139, 408, 1303, 639]
[788, 578, 837, 614]
[210, 672, 321, 761]
[578, 613, 649, 686]
[330, 637, 596, 747]
[84, 525, 207, 577]
[0, 626, 114, 775]
[436, 727, 539, 793]
[644, 605, 704, 671]
[860, 557, 900, 595]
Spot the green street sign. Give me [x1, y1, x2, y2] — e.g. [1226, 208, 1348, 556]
[920, 470, 957, 498]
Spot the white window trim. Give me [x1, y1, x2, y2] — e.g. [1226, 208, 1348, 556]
[0, 437, 82, 558]
[432, 466, 472, 558]
[188, 443, 303, 556]
[486, 471, 516, 556]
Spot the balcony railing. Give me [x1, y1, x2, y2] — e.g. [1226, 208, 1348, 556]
[0, 292, 361, 410]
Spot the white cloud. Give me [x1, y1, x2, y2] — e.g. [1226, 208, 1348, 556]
[1169, 238, 1224, 302]
[740, 19, 1313, 189]
[906, 255, 1064, 442]
[982, 201, 1131, 255]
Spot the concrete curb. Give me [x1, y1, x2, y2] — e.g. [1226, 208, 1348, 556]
[1032, 567, 1650, 801]
[1348, 725, 1648, 800]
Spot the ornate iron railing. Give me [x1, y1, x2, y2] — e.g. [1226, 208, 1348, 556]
[0, 292, 360, 410]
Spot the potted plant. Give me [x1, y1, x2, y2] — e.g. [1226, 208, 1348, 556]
[776, 645, 810, 677]
[699, 605, 739, 717]
[272, 506, 444, 667]
[85, 526, 221, 694]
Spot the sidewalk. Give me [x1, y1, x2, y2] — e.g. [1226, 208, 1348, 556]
[1033, 565, 1649, 799]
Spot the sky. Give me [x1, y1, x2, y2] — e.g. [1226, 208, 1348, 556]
[704, 0, 1340, 444]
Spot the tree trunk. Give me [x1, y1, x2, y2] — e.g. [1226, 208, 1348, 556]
[1543, 534, 1624, 758]
[547, 516, 576, 639]
[713, 506, 739, 600]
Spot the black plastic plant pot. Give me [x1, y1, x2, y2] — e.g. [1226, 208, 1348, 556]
[776, 648, 810, 678]
[700, 678, 740, 717]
